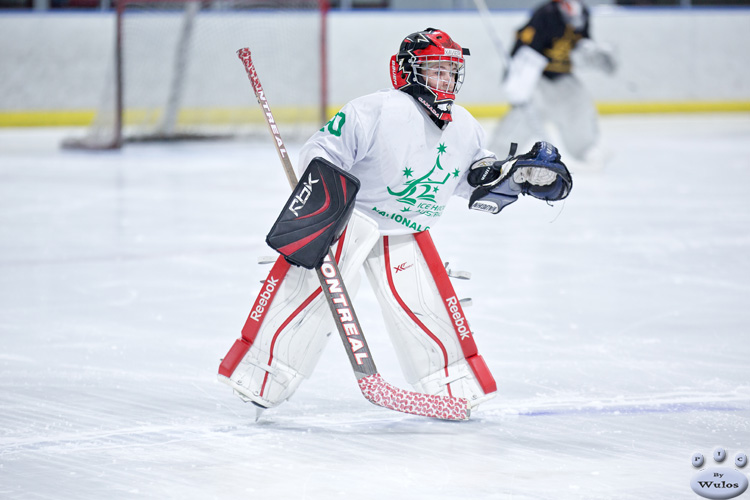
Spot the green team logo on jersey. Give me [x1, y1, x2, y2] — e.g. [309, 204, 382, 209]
[386, 143, 461, 217]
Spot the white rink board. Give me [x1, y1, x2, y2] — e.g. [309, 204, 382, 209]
[1, 8, 749, 113]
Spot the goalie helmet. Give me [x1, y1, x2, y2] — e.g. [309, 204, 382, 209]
[390, 27, 470, 124]
[556, 0, 586, 30]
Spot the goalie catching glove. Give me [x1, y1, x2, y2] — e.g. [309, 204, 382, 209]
[467, 141, 572, 214]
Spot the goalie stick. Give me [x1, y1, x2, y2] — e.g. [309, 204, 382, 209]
[236, 48, 470, 421]
[472, 0, 511, 73]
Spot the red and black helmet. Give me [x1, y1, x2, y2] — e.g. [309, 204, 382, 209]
[390, 28, 470, 124]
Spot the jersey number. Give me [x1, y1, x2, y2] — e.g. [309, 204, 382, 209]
[321, 112, 346, 137]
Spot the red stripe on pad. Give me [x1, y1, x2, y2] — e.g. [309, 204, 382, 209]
[218, 338, 252, 378]
[414, 231, 497, 395]
[218, 257, 292, 379]
[240, 257, 292, 343]
[383, 235, 452, 397]
[466, 354, 497, 394]
[414, 231, 478, 358]
[259, 286, 322, 397]
[259, 227, 349, 397]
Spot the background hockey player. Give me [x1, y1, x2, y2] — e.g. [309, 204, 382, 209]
[490, 0, 617, 168]
[218, 28, 572, 417]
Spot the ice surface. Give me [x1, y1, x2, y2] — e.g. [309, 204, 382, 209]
[1, 115, 749, 499]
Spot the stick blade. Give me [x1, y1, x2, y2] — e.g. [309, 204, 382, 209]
[358, 374, 470, 421]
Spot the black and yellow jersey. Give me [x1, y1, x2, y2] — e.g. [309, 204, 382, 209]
[510, 1, 590, 79]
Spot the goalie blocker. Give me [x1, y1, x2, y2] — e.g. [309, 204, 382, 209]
[266, 157, 360, 269]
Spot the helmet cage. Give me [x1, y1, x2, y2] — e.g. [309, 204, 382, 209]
[390, 28, 469, 123]
[411, 54, 465, 102]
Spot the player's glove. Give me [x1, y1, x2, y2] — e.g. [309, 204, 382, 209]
[468, 141, 573, 214]
[575, 39, 618, 75]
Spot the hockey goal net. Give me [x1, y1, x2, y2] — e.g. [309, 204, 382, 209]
[64, 0, 328, 149]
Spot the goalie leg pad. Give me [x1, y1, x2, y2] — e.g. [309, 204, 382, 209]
[363, 231, 497, 407]
[218, 209, 380, 408]
[414, 356, 496, 409]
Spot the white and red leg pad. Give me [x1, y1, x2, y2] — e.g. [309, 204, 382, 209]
[363, 231, 497, 408]
[217, 210, 380, 408]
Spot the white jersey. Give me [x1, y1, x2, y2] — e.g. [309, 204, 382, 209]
[298, 89, 495, 235]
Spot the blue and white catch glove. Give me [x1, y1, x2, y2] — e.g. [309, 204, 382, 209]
[468, 141, 573, 215]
